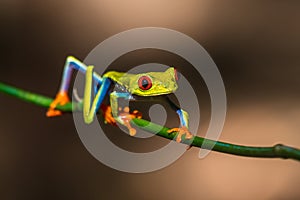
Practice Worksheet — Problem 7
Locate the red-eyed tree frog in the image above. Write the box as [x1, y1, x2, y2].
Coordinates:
[47, 56, 193, 142]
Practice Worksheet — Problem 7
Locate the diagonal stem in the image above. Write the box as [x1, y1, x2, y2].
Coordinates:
[1, 81, 300, 161]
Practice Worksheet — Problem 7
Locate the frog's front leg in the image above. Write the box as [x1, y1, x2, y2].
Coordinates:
[110, 91, 142, 136]
[166, 97, 193, 142]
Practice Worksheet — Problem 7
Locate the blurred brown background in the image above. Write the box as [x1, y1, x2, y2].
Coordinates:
[0, 0, 300, 199]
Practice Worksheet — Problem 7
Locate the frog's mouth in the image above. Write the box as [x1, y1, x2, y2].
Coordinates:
[131, 93, 174, 102]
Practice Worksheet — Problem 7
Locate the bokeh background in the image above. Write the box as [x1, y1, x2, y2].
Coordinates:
[1, 0, 300, 199]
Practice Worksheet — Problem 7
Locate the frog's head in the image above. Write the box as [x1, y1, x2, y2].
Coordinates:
[118, 67, 179, 96]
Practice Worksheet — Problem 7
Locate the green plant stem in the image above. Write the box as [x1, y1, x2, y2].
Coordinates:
[1, 81, 300, 161]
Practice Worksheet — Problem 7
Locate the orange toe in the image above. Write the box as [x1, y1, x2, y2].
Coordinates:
[101, 105, 116, 125]
[105, 115, 116, 125]
[52, 92, 70, 107]
[46, 109, 62, 117]
[132, 110, 142, 119]
[46, 92, 70, 117]
[129, 128, 137, 136]
[167, 126, 193, 142]
[167, 128, 179, 133]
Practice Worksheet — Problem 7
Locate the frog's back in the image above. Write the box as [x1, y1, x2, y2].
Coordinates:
[103, 71, 125, 83]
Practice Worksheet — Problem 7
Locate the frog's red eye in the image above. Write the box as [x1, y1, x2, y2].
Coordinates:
[138, 76, 152, 90]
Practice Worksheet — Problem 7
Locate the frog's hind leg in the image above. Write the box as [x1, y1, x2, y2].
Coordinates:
[83, 66, 111, 124]
[47, 56, 102, 117]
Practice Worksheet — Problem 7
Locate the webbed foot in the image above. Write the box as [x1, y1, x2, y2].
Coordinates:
[118, 106, 142, 136]
[167, 126, 193, 142]
[46, 92, 70, 117]
[101, 105, 116, 125]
